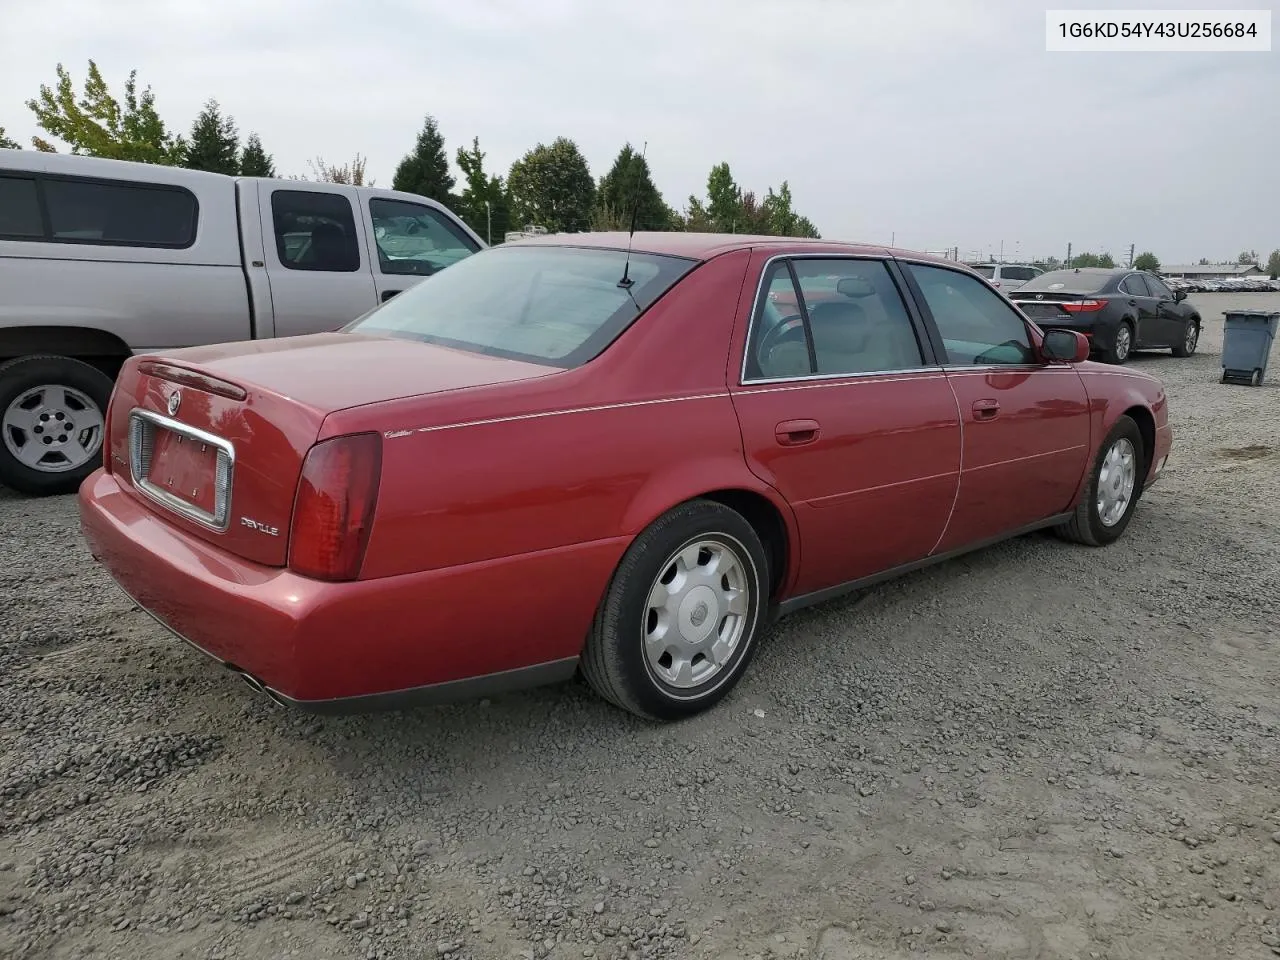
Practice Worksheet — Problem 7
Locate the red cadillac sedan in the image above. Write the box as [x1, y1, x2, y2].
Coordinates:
[79, 233, 1173, 721]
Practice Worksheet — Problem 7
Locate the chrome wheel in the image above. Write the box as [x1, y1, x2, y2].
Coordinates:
[1113, 325, 1132, 362]
[1096, 437, 1136, 527]
[643, 538, 751, 690]
[2, 384, 105, 474]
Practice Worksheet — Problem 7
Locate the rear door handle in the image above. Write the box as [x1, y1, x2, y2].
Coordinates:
[972, 399, 1000, 421]
[775, 419, 820, 446]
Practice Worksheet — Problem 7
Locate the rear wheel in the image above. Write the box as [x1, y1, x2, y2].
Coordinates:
[582, 499, 769, 721]
[1054, 415, 1145, 547]
[1103, 320, 1134, 364]
[1171, 318, 1199, 357]
[0, 355, 113, 496]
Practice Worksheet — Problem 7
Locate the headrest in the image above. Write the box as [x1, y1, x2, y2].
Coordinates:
[807, 299, 867, 353]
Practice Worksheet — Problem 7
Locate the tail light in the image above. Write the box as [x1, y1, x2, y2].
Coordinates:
[288, 432, 382, 581]
[1061, 299, 1107, 312]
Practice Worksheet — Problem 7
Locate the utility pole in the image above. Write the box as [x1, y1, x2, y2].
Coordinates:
[486, 201, 492, 245]
[1066, 243, 1072, 268]
[1128, 243, 1135, 267]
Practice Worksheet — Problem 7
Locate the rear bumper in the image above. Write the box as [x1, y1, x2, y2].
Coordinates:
[78, 469, 626, 711]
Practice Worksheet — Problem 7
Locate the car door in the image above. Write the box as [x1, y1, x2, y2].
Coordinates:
[257, 183, 378, 337]
[1117, 272, 1159, 345]
[1140, 272, 1188, 345]
[361, 192, 484, 303]
[728, 253, 961, 598]
[899, 260, 1092, 554]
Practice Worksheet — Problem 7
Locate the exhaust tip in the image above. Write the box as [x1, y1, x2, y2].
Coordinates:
[225, 663, 289, 709]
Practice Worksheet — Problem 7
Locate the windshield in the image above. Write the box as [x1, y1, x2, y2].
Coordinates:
[348, 245, 699, 367]
[1018, 269, 1112, 295]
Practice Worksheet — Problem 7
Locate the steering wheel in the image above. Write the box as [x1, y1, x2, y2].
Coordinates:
[758, 313, 806, 361]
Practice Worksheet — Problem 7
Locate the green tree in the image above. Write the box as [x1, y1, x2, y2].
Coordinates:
[1070, 252, 1114, 268]
[1266, 249, 1280, 280]
[1238, 249, 1258, 265]
[1132, 251, 1160, 272]
[595, 143, 673, 232]
[182, 99, 240, 174]
[760, 181, 821, 238]
[454, 136, 508, 244]
[506, 137, 596, 233]
[392, 115, 455, 204]
[26, 60, 184, 163]
[308, 154, 372, 185]
[239, 132, 276, 177]
[682, 196, 713, 232]
[705, 162, 742, 232]
[0, 126, 19, 149]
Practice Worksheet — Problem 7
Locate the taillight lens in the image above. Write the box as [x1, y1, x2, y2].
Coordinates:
[288, 432, 382, 581]
[1061, 299, 1107, 312]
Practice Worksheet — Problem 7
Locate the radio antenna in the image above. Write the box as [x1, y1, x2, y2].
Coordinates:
[617, 140, 648, 290]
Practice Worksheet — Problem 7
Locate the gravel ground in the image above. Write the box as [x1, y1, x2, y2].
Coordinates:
[2, 293, 1278, 960]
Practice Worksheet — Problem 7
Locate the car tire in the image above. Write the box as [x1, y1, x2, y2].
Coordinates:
[1102, 319, 1134, 365]
[1054, 414, 1145, 547]
[582, 498, 770, 721]
[0, 355, 114, 496]
[1171, 317, 1200, 357]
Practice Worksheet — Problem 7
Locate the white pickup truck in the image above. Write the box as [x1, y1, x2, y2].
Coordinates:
[0, 148, 485, 495]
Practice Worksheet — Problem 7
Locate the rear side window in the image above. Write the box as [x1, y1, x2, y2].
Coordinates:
[747, 258, 924, 379]
[0, 176, 43, 238]
[349, 245, 697, 368]
[43, 178, 197, 247]
[271, 190, 361, 272]
[1119, 274, 1148, 296]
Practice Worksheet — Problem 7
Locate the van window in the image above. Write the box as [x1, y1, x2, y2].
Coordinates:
[0, 176, 43, 238]
[42, 178, 197, 247]
[369, 198, 479, 277]
[270, 190, 361, 272]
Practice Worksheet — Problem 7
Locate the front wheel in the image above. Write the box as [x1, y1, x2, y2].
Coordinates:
[0, 355, 114, 496]
[1171, 318, 1199, 357]
[581, 499, 770, 721]
[1054, 415, 1145, 547]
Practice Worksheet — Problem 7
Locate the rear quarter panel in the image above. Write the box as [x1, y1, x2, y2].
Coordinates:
[324, 248, 799, 581]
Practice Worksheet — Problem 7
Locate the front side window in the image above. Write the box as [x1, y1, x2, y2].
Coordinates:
[908, 262, 1035, 366]
[369, 198, 480, 277]
[0, 176, 42, 238]
[42, 177, 197, 247]
[271, 190, 360, 272]
[348, 245, 697, 368]
[747, 258, 923, 379]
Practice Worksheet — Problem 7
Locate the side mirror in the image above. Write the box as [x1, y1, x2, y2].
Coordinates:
[1041, 328, 1089, 363]
[1173, 289, 1187, 301]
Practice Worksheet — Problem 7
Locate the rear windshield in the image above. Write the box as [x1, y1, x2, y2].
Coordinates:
[969, 264, 996, 278]
[348, 245, 699, 368]
[1017, 269, 1111, 295]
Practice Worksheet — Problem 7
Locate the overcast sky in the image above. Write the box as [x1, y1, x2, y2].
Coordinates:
[2, 0, 1276, 264]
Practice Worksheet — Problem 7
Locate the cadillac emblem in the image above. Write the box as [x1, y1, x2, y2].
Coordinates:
[167, 389, 181, 416]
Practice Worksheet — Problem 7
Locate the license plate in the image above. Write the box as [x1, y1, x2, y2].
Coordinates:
[147, 427, 220, 515]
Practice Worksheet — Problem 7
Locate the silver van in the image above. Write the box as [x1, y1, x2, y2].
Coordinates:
[0, 149, 484, 495]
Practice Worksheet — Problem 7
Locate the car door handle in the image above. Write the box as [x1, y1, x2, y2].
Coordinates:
[972, 399, 1000, 421]
[775, 419, 820, 446]
[381, 289, 403, 302]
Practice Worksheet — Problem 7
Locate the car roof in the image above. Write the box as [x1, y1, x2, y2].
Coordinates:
[503, 230, 961, 266]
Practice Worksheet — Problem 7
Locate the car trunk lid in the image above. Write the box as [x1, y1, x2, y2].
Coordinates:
[107, 332, 557, 567]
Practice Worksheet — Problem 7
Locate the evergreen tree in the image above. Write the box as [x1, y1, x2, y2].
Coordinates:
[239, 132, 276, 177]
[392, 114, 455, 204]
[595, 143, 673, 231]
[182, 99, 240, 175]
[455, 136, 508, 243]
[0, 126, 19, 149]
[506, 137, 595, 234]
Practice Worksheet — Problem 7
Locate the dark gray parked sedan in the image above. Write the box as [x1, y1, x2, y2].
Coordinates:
[1012, 268, 1201, 364]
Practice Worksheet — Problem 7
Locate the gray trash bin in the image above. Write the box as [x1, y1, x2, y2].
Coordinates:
[1220, 310, 1279, 387]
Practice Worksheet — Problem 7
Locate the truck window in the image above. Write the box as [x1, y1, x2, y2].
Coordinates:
[270, 190, 361, 272]
[0, 176, 43, 238]
[41, 177, 197, 247]
[369, 198, 480, 277]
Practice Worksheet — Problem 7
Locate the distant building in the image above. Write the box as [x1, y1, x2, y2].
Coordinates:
[1162, 263, 1264, 279]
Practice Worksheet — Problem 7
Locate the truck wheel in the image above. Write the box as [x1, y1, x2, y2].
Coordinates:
[0, 355, 114, 496]
[582, 499, 769, 721]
